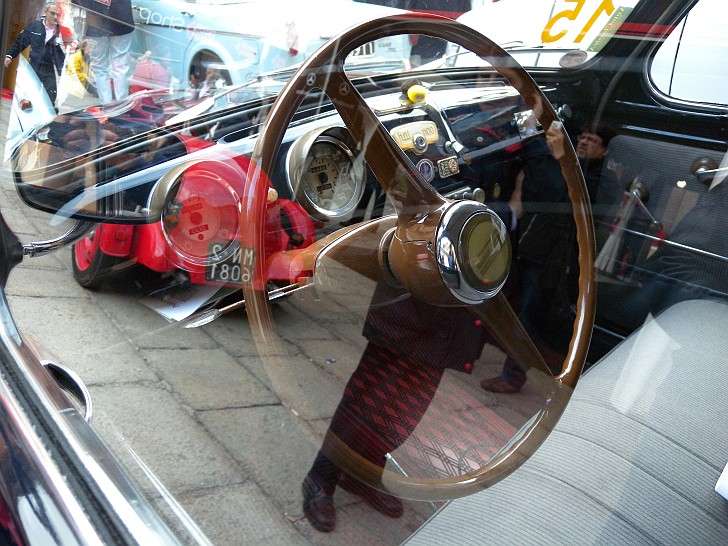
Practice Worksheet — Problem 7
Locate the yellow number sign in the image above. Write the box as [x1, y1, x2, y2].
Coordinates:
[541, 0, 616, 44]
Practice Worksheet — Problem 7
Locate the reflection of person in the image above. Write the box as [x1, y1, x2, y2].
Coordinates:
[302, 281, 488, 532]
[188, 71, 202, 99]
[410, 35, 447, 67]
[481, 121, 619, 394]
[404, 0, 459, 66]
[73, 0, 135, 104]
[70, 40, 97, 97]
[574, 122, 620, 248]
[198, 70, 225, 98]
[129, 50, 172, 94]
[480, 127, 571, 395]
[4, 3, 66, 106]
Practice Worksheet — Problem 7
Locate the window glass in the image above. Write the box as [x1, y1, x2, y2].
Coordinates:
[650, 0, 728, 105]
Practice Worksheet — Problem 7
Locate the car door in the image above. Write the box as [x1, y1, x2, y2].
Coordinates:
[563, 0, 728, 359]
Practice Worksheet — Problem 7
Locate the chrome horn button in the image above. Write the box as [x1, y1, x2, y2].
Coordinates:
[436, 200, 511, 304]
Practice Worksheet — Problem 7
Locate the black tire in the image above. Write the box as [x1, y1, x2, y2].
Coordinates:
[191, 52, 232, 90]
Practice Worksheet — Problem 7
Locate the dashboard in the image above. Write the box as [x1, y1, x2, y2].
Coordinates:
[268, 81, 546, 227]
[11, 75, 557, 243]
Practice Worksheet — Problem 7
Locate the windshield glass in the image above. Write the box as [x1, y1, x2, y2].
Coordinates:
[2, 1, 725, 545]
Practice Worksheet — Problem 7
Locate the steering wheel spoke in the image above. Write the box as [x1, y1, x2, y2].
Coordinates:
[282, 216, 396, 288]
[474, 292, 556, 383]
[323, 69, 444, 213]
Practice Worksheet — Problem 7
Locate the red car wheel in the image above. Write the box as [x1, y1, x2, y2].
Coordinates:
[71, 227, 133, 289]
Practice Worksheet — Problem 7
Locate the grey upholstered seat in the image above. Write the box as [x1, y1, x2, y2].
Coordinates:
[405, 299, 728, 545]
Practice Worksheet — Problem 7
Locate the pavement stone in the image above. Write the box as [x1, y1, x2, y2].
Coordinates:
[90, 382, 245, 496]
[144, 347, 279, 411]
[175, 482, 311, 546]
[200, 306, 278, 358]
[8, 292, 159, 385]
[199, 405, 318, 518]
[6, 259, 88, 295]
[92, 288, 223, 351]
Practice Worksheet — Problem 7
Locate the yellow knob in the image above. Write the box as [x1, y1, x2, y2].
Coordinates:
[407, 84, 428, 103]
[267, 187, 279, 203]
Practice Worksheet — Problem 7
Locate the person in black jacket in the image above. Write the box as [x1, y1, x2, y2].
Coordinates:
[576, 122, 620, 249]
[4, 3, 65, 106]
[480, 121, 619, 394]
[73, 0, 135, 104]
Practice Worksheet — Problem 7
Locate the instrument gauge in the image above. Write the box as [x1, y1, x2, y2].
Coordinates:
[287, 130, 366, 221]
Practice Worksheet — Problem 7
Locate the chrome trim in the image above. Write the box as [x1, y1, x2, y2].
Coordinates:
[41, 359, 94, 423]
[182, 281, 310, 328]
[0, 289, 189, 544]
[147, 157, 244, 222]
[286, 128, 367, 220]
[435, 200, 511, 305]
[696, 165, 728, 185]
[0, 290, 104, 544]
[22, 220, 96, 258]
[443, 186, 485, 202]
[416, 158, 435, 183]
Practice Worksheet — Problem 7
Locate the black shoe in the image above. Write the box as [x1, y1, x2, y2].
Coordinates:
[302, 475, 336, 532]
[339, 474, 404, 518]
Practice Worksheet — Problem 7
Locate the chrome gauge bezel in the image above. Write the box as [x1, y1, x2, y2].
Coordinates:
[155, 160, 243, 267]
[286, 127, 366, 221]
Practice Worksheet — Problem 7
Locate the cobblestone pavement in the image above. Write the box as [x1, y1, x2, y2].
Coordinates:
[1, 98, 545, 545]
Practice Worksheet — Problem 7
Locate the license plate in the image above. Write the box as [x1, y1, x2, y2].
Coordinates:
[204, 244, 255, 285]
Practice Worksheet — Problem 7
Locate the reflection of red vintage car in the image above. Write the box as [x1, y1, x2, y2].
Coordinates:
[72, 183, 315, 290]
[73, 150, 314, 288]
[61, 97, 316, 290]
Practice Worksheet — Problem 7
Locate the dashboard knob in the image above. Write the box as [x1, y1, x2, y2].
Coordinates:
[406, 84, 428, 103]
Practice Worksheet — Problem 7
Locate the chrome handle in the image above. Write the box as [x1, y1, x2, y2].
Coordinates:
[23, 220, 96, 258]
[42, 361, 93, 422]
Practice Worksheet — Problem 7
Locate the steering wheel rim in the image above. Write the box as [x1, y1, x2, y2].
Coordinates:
[242, 12, 596, 500]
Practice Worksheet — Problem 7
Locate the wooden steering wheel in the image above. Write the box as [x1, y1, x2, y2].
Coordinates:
[242, 12, 595, 500]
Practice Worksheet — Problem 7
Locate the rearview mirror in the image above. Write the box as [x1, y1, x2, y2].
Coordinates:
[11, 111, 188, 224]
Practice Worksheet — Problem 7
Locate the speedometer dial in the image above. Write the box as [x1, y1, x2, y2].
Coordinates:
[287, 130, 366, 221]
[303, 141, 356, 210]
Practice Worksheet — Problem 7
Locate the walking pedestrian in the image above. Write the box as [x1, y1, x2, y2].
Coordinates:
[4, 3, 66, 107]
[73, 0, 135, 104]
